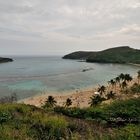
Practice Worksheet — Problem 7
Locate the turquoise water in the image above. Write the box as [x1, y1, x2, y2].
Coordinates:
[0, 56, 139, 99]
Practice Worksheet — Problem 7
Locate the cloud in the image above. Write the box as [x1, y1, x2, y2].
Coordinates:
[117, 24, 140, 35]
[0, 0, 139, 55]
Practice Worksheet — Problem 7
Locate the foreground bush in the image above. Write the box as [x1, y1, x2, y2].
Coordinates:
[0, 104, 70, 140]
[130, 83, 140, 94]
[0, 99, 140, 140]
[54, 98, 140, 125]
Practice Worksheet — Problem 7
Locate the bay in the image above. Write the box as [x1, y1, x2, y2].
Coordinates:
[0, 56, 139, 100]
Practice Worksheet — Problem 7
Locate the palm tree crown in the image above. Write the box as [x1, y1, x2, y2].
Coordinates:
[124, 74, 133, 82]
[98, 85, 106, 95]
[89, 95, 104, 107]
[43, 96, 57, 108]
[119, 73, 125, 81]
[137, 70, 140, 79]
[65, 98, 72, 107]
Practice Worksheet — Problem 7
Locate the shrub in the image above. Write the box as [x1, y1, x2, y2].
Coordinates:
[0, 111, 12, 124]
[30, 116, 68, 140]
[104, 98, 140, 125]
[106, 91, 116, 100]
[130, 83, 140, 93]
[89, 95, 105, 107]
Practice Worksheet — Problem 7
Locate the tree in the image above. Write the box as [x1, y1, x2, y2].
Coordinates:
[64, 98, 72, 108]
[108, 79, 115, 89]
[115, 76, 120, 85]
[42, 96, 57, 108]
[89, 95, 104, 107]
[98, 85, 106, 95]
[137, 70, 140, 84]
[106, 91, 115, 100]
[124, 74, 133, 82]
[119, 73, 125, 81]
[121, 81, 127, 89]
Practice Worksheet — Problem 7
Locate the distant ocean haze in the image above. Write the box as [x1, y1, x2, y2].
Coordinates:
[0, 56, 139, 100]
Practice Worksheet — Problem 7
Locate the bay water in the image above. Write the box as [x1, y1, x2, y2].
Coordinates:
[0, 56, 139, 100]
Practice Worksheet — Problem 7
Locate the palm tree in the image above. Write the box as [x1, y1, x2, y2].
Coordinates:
[119, 73, 125, 81]
[121, 81, 127, 89]
[43, 96, 57, 108]
[108, 79, 115, 89]
[65, 98, 72, 108]
[137, 70, 140, 84]
[98, 85, 106, 95]
[124, 74, 133, 82]
[106, 91, 115, 100]
[115, 76, 120, 85]
[89, 95, 104, 107]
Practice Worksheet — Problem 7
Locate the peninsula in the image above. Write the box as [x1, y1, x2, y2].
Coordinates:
[0, 57, 13, 63]
[63, 46, 140, 64]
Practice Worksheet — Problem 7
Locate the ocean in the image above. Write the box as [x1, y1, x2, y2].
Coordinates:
[0, 56, 139, 100]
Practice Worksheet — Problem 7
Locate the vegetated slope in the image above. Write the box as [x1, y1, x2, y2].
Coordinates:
[0, 98, 140, 140]
[0, 57, 13, 63]
[62, 51, 95, 59]
[63, 46, 140, 64]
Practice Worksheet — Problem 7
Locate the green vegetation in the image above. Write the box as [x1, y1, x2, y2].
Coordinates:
[0, 98, 140, 140]
[137, 70, 140, 84]
[131, 83, 140, 93]
[89, 95, 105, 107]
[0, 104, 71, 140]
[42, 96, 57, 109]
[106, 91, 116, 100]
[63, 46, 140, 64]
[0, 57, 13, 63]
[64, 98, 72, 108]
[98, 85, 106, 95]
[54, 98, 140, 125]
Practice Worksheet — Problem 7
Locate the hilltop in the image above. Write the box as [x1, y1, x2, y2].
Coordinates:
[0, 57, 13, 63]
[63, 46, 140, 64]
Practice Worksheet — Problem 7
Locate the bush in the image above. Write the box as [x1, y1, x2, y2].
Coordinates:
[130, 83, 140, 94]
[0, 111, 12, 124]
[106, 91, 116, 100]
[104, 98, 140, 125]
[31, 116, 68, 140]
[55, 98, 140, 126]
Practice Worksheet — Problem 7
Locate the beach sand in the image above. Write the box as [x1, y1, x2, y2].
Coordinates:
[22, 87, 97, 108]
[22, 78, 140, 108]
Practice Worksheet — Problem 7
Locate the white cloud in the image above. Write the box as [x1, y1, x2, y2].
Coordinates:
[0, 0, 140, 55]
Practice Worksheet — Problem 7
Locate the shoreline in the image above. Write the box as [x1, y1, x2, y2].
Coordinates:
[128, 63, 140, 67]
[22, 76, 140, 108]
[21, 86, 98, 108]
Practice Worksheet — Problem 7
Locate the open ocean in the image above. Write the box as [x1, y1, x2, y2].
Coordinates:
[0, 56, 139, 100]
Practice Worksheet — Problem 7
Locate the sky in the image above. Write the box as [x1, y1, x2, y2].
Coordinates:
[0, 0, 140, 56]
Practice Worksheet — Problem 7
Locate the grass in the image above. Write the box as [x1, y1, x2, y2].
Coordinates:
[0, 98, 140, 139]
[54, 97, 140, 126]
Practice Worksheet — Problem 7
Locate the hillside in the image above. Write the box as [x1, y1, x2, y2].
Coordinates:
[0, 57, 13, 63]
[63, 46, 140, 64]
[0, 98, 140, 140]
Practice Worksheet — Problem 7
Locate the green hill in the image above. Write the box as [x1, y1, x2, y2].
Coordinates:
[0, 98, 140, 140]
[63, 46, 140, 64]
[0, 57, 13, 63]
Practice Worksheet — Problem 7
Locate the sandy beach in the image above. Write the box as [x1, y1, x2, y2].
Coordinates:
[22, 76, 140, 108]
[22, 87, 98, 108]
